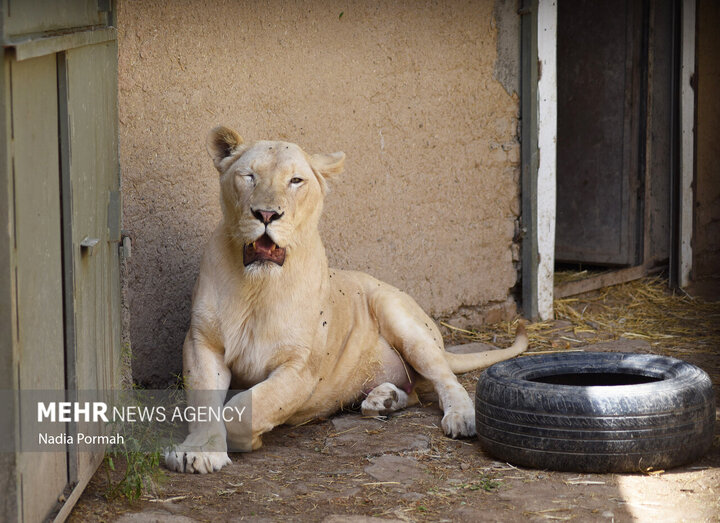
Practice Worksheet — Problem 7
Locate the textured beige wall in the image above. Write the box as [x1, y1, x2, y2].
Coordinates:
[118, 0, 520, 386]
[695, 0, 720, 283]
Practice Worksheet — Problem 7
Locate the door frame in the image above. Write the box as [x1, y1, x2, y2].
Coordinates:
[678, 0, 695, 288]
[521, 0, 696, 320]
[520, 0, 557, 321]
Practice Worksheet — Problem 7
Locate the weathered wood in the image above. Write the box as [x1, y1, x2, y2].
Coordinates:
[678, 0, 695, 288]
[8, 27, 116, 62]
[520, 0, 540, 321]
[2, 0, 105, 39]
[51, 451, 104, 523]
[64, 38, 121, 490]
[555, 0, 644, 266]
[536, 0, 557, 320]
[1, 4, 120, 519]
[11, 52, 68, 523]
[554, 265, 648, 299]
[0, 43, 20, 523]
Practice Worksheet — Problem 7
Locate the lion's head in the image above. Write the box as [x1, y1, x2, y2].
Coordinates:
[207, 126, 345, 270]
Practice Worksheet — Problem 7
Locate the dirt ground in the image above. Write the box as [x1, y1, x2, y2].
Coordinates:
[70, 281, 720, 522]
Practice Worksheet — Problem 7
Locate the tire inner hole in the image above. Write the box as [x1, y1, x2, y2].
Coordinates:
[530, 372, 663, 386]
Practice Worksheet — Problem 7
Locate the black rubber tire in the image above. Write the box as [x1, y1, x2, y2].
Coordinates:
[475, 352, 715, 473]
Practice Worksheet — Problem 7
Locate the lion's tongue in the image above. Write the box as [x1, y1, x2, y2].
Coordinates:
[243, 234, 286, 266]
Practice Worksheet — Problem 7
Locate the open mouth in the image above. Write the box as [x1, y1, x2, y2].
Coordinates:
[243, 234, 286, 267]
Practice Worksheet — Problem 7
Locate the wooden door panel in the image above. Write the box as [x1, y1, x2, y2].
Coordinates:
[2, 2, 120, 520]
[4, 0, 106, 37]
[556, 0, 643, 266]
[10, 53, 68, 523]
[64, 39, 121, 482]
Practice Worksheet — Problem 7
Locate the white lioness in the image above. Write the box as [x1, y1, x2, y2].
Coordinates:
[165, 126, 528, 473]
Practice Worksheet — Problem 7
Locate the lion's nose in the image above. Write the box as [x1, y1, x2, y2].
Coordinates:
[252, 208, 283, 225]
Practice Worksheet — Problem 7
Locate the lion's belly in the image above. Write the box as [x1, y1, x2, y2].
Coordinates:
[286, 333, 414, 425]
[363, 337, 416, 393]
[285, 271, 415, 423]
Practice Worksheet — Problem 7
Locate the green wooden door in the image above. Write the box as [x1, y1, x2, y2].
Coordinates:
[1, 1, 120, 521]
[10, 52, 68, 523]
[62, 39, 121, 483]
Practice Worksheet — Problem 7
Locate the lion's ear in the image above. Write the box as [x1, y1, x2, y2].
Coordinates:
[310, 152, 345, 181]
[207, 126, 245, 171]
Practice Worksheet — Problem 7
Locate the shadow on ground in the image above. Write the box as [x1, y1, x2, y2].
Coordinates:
[70, 285, 720, 522]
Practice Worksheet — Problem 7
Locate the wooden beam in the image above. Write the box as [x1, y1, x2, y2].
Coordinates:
[520, 0, 539, 320]
[6, 28, 116, 62]
[51, 451, 104, 523]
[554, 265, 648, 299]
[679, 0, 696, 287]
[536, 0, 558, 320]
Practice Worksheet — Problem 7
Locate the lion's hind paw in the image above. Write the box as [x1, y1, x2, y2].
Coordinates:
[361, 382, 408, 417]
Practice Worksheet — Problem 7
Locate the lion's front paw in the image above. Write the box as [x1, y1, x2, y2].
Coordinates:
[441, 409, 476, 438]
[440, 393, 476, 438]
[361, 383, 408, 416]
[165, 431, 231, 473]
[165, 448, 231, 473]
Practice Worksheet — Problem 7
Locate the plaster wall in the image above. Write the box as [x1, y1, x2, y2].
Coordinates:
[118, 0, 521, 386]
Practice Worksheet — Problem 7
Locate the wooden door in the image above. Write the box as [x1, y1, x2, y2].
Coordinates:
[555, 0, 645, 266]
[62, 39, 121, 482]
[10, 53, 68, 523]
[4, 0, 106, 35]
[1, 1, 120, 520]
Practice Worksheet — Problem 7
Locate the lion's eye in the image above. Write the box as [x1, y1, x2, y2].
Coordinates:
[289, 177, 304, 186]
[241, 173, 256, 184]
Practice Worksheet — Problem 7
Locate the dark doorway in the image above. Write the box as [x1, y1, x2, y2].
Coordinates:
[553, 0, 678, 298]
[555, 0, 646, 267]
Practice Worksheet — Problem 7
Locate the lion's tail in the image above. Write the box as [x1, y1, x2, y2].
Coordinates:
[443, 322, 528, 374]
